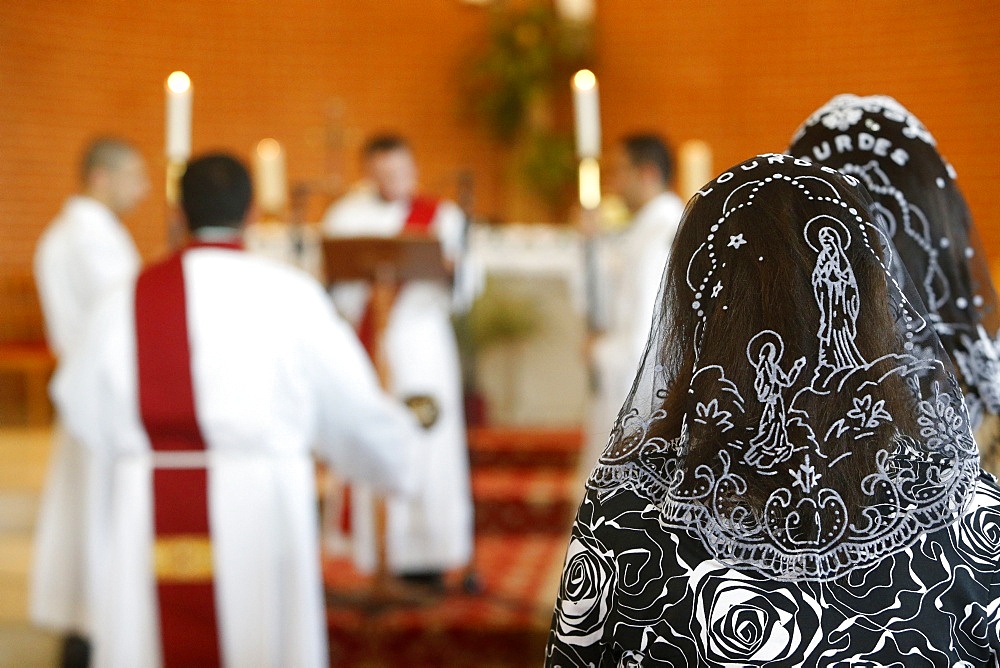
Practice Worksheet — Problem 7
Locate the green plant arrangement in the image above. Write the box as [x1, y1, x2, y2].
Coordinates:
[461, 2, 592, 214]
[453, 276, 542, 377]
[453, 275, 544, 425]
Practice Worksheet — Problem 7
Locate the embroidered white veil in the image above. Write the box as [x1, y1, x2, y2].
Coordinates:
[789, 95, 1000, 431]
[587, 154, 980, 581]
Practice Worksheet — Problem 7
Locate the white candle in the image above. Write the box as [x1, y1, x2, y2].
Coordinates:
[572, 69, 601, 159]
[165, 71, 192, 162]
[254, 138, 288, 215]
[678, 139, 713, 201]
[556, 0, 595, 22]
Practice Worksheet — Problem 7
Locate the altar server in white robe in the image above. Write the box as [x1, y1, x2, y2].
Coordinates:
[321, 134, 473, 585]
[579, 134, 684, 483]
[31, 137, 149, 645]
[53, 153, 424, 667]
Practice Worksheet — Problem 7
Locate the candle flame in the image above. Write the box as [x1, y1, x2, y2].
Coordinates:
[257, 138, 282, 160]
[166, 71, 191, 93]
[572, 69, 597, 91]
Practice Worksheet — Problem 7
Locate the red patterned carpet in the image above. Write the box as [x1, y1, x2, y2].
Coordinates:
[323, 427, 582, 667]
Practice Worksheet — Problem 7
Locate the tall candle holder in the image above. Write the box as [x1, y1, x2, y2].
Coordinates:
[165, 159, 187, 249]
[578, 156, 601, 212]
[572, 69, 604, 390]
[571, 68, 602, 217]
[165, 159, 185, 207]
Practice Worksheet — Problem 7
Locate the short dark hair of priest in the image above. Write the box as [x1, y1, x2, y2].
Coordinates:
[622, 133, 675, 187]
[180, 153, 253, 231]
[362, 133, 410, 159]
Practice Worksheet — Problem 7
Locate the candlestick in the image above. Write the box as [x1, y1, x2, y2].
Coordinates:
[572, 69, 601, 159]
[165, 159, 185, 207]
[254, 138, 288, 217]
[572, 70, 605, 348]
[165, 158, 187, 249]
[578, 157, 601, 210]
[165, 71, 192, 162]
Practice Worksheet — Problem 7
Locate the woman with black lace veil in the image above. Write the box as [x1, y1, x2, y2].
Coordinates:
[546, 155, 1000, 667]
[789, 95, 1000, 473]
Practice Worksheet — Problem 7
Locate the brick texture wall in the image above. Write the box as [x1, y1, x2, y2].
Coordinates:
[1, 0, 999, 341]
[0, 0, 502, 333]
[595, 1, 1000, 257]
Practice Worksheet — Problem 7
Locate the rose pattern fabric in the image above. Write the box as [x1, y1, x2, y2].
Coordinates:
[688, 563, 823, 665]
[546, 474, 1000, 666]
[554, 535, 616, 645]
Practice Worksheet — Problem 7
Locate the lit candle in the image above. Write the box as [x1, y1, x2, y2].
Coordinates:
[254, 138, 288, 216]
[556, 0, 595, 22]
[678, 140, 713, 201]
[572, 69, 601, 159]
[165, 71, 192, 162]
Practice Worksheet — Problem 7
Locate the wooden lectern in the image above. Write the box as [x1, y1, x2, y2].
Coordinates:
[323, 235, 450, 384]
[323, 235, 451, 284]
[322, 235, 450, 605]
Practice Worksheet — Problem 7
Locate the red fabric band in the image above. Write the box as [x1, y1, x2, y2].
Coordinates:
[136, 248, 232, 666]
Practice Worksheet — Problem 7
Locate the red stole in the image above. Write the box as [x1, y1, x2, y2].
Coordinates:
[135, 240, 241, 666]
[404, 196, 439, 230]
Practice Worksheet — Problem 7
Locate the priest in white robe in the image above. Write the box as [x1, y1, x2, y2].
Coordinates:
[31, 137, 149, 647]
[53, 153, 423, 667]
[321, 134, 474, 585]
[579, 134, 684, 483]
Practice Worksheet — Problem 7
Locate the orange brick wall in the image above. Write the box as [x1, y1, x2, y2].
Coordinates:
[0, 0, 503, 279]
[2, 1, 999, 333]
[595, 1, 1000, 260]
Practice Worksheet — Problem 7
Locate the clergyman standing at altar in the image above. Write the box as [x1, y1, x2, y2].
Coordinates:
[578, 133, 684, 483]
[321, 133, 474, 588]
[52, 153, 424, 666]
[31, 136, 150, 664]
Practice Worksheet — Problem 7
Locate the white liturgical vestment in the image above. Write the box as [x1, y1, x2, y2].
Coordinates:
[34, 195, 140, 358]
[580, 191, 685, 482]
[31, 195, 141, 633]
[321, 189, 475, 575]
[53, 246, 422, 667]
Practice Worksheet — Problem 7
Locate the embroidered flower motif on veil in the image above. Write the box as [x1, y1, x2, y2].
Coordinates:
[846, 395, 894, 430]
[901, 113, 936, 146]
[694, 399, 735, 432]
[954, 331, 1000, 413]
[917, 381, 968, 448]
[821, 106, 863, 131]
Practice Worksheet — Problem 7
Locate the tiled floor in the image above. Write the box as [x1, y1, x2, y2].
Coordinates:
[0, 426, 62, 666]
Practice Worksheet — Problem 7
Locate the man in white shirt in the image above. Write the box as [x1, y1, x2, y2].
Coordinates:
[321, 135, 473, 588]
[579, 134, 685, 483]
[53, 153, 423, 666]
[35, 137, 148, 358]
[31, 137, 149, 662]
